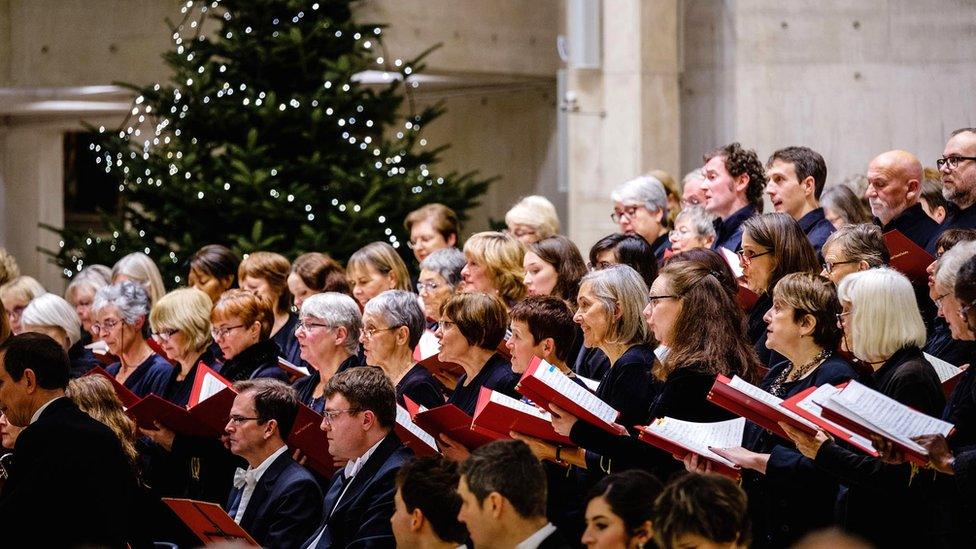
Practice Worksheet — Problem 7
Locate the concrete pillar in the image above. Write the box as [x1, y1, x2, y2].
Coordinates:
[566, 0, 681, 254]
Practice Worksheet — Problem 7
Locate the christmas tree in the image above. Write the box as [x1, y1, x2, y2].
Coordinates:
[46, 0, 490, 285]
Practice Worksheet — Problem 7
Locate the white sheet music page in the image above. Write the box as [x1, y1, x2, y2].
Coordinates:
[643, 417, 745, 468]
[396, 405, 438, 451]
[534, 362, 618, 425]
[199, 372, 228, 402]
[821, 380, 954, 452]
[489, 390, 552, 421]
[720, 247, 745, 278]
[795, 385, 875, 450]
[924, 352, 961, 384]
[728, 376, 819, 430]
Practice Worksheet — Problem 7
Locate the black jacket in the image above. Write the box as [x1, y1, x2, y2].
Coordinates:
[219, 338, 290, 383]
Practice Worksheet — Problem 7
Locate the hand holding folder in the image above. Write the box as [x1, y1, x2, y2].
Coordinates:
[472, 387, 574, 446]
[637, 417, 745, 480]
[403, 396, 503, 451]
[126, 364, 237, 439]
[516, 357, 621, 435]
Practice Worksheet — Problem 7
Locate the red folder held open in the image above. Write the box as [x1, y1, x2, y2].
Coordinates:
[517, 357, 621, 435]
[85, 366, 141, 409]
[884, 229, 934, 284]
[126, 363, 237, 438]
[636, 423, 743, 480]
[278, 357, 310, 383]
[403, 396, 502, 450]
[780, 384, 878, 457]
[162, 497, 258, 546]
[472, 387, 574, 446]
[707, 375, 819, 441]
[394, 405, 441, 457]
[286, 404, 337, 478]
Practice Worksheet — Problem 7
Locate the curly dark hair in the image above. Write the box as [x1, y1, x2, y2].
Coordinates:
[705, 142, 766, 212]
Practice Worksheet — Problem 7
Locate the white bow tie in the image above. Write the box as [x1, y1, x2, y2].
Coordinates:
[233, 467, 257, 489]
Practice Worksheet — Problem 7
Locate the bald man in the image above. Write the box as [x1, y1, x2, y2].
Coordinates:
[937, 128, 976, 232]
[866, 150, 939, 251]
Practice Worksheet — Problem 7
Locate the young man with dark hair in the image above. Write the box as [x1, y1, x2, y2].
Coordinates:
[0, 333, 139, 547]
[507, 295, 577, 375]
[303, 366, 412, 548]
[702, 142, 765, 252]
[391, 457, 469, 548]
[765, 146, 835, 253]
[458, 439, 572, 549]
[225, 378, 322, 547]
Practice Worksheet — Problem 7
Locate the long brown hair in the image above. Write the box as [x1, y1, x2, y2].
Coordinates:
[66, 376, 139, 466]
[657, 259, 761, 382]
[528, 235, 587, 306]
[742, 213, 820, 293]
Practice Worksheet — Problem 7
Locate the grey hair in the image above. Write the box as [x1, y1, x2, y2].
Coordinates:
[91, 280, 152, 337]
[579, 264, 652, 346]
[418, 247, 466, 287]
[674, 206, 717, 238]
[363, 290, 426, 349]
[65, 264, 112, 302]
[300, 292, 362, 354]
[936, 241, 976, 291]
[21, 293, 83, 347]
[682, 169, 706, 189]
[611, 176, 669, 218]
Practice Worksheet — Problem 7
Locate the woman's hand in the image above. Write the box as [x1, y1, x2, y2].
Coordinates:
[438, 434, 471, 462]
[548, 403, 579, 436]
[510, 431, 558, 462]
[138, 421, 176, 452]
[780, 423, 831, 460]
[869, 436, 906, 465]
[710, 446, 770, 474]
[913, 434, 955, 474]
[682, 452, 713, 474]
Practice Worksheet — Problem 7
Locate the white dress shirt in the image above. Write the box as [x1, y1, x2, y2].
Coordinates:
[29, 396, 65, 424]
[234, 445, 288, 523]
[515, 522, 557, 549]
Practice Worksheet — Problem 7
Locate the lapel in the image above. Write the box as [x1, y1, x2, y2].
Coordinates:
[239, 450, 292, 528]
[328, 432, 401, 518]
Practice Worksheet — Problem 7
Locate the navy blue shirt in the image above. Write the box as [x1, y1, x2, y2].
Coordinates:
[271, 313, 303, 368]
[712, 205, 758, 253]
[447, 352, 520, 416]
[106, 353, 173, 398]
[292, 355, 361, 414]
[160, 347, 222, 407]
[396, 364, 446, 409]
[877, 202, 940, 254]
[797, 207, 835, 255]
[650, 232, 671, 265]
[937, 202, 976, 234]
[68, 340, 100, 379]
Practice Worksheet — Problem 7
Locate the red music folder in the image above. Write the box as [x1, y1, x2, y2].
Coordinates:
[814, 380, 955, 466]
[278, 357, 310, 383]
[286, 404, 337, 477]
[636, 417, 745, 480]
[780, 384, 878, 456]
[884, 229, 934, 284]
[394, 405, 441, 457]
[162, 498, 258, 546]
[737, 283, 760, 312]
[403, 396, 502, 450]
[707, 375, 820, 441]
[472, 387, 574, 446]
[412, 330, 465, 378]
[85, 366, 141, 409]
[516, 357, 621, 435]
[127, 364, 237, 438]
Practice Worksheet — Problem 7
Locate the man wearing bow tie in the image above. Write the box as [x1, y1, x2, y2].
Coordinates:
[225, 378, 323, 548]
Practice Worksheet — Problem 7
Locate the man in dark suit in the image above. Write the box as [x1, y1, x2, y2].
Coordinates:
[458, 440, 573, 549]
[702, 142, 765, 252]
[0, 333, 139, 547]
[303, 366, 412, 548]
[225, 378, 322, 547]
[764, 146, 836, 254]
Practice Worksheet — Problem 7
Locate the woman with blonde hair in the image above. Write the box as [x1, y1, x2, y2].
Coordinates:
[66, 375, 139, 467]
[461, 231, 526, 307]
[505, 195, 560, 244]
[347, 242, 411, 308]
[0, 248, 19, 287]
[65, 265, 112, 340]
[112, 252, 166, 305]
[238, 251, 301, 366]
[149, 287, 219, 406]
[0, 275, 46, 335]
[21, 293, 98, 378]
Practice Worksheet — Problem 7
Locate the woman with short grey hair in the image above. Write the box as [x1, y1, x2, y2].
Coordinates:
[21, 293, 100, 378]
[292, 292, 362, 413]
[90, 281, 172, 397]
[362, 290, 444, 408]
[418, 247, 465, 325]
[64, 264, 112, 339]
[669, 206, 717, 253]
[611, 176, 671, 262]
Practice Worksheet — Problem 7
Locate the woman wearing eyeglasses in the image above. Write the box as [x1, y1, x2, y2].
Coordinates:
[782, 268, 946, 548]
[362, 290, 444, 409]
[210, 289, 289, 383]
[668, 206, 717, 253]
[292, 292, 362, 413]
[819, 224, 889, 285]
[404, 203, 460, 264]
[91, 281, 173, 398]
[148, 288, 220, 407]
[417, 248, 465, 328]
[739, 213, 820, 366]
[611, 176, 672, 264]
[923, 230, 976, 366]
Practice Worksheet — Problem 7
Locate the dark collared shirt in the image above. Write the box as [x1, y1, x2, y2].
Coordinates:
[711, 205, 758, 252]
[797, 207, 835, 255]
[650, 232, 671, 265]
[876, 202, 939, 253]
[933, 202, 976, 244]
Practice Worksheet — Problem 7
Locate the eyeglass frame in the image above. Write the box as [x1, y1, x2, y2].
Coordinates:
[822, 259, 859, 274]
[151, 328, 180, 342]
[416, 281, 447, 293]
[936, 156, 976, 171]
[211, 324, 246, 339]
[90, 318, 123, 335]
[736, 248, 772, 264]
[361, 326, 401, 339]
[227, 415, 266, 426]
[295, 320, 334, 333]
[322, 408, 361, 426]
[610, 204, 645, 224]
[959, 300, 974, 320]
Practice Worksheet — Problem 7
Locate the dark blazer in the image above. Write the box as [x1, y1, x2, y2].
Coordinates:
[797, 207, 835, 255]
[573, 345, 611, 382]
[219, 338, 290, 383]
[225, 449, 323, 548]
[650, 232, 671, 265]
[536, 527, 574, 549]
[938, 202, 976, 237]
[0, 397, 139, 547]
[106, 352, 173, 397]
[303, 432, 412, 548]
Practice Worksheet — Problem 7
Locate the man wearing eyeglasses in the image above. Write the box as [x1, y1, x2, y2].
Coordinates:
[937, 128, 976, 233]
[224, 378, 323, 547]
[303, 366, 411, 548]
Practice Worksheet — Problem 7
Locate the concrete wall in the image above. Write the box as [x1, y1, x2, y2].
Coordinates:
[680, 0, 976, 184]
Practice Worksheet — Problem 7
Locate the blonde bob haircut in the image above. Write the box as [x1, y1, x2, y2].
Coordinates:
[578, 264, 652, 347]
[463, 231, 527, 305]
[150, 287, 214, 354]
[211, 288, 274, 340]
[347, 242, 411, 292]
[238, 251, 292, 313]
[112, 252, 166, 305]
[504, 196, 560, 239]
[837, 268, 926, 363]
